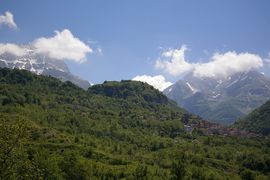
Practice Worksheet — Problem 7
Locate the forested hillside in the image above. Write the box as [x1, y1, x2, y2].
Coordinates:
[235, 101, 270, 135]
[0, 68, 269, 179]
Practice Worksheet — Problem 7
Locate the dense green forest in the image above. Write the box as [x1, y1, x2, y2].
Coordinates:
[235, 101, 270, 135]
[0, 68, 270, 179]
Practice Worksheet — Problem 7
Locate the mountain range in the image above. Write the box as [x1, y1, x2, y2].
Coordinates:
[1, 46, 270, 126]
[164, 71, 270, 124]
[0, 45, 91, 89]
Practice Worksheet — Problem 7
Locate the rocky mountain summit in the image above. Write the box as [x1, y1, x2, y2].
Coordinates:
[0, 45, 90, 89]
[164, 71, 270, 124]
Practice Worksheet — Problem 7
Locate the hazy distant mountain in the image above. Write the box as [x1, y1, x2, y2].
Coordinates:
[164, 71, 270, 124]
[0, 46, 91, 89]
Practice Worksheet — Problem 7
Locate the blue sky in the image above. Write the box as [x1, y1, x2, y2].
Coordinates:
[0, 0, 270, 88]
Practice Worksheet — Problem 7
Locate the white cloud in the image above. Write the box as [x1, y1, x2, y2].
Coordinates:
[155, 45, 194, 76]
[132, 75, 172, 91]
[0, 29, 94, 63]
[0, 11, 17, 29]
[33, 29, 92, 63]
[193, 51, 263, 78]
[0, 43, 28, 56]
[155, 44, 264, 79]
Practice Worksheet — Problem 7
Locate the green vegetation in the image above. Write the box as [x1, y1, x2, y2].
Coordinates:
[0, 68, 270, 179]
[235, 101, 270, 135]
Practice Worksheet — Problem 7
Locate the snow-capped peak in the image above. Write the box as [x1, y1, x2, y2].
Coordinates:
[186, 82, 197, 93]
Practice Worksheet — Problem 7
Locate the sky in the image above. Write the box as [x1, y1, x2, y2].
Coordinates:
[0, 0, 270, 91]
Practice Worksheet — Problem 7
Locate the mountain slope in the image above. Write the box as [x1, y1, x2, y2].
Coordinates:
[234, 100, 270, 135]
[0, 68, 269, 179]
[0, 68, 187, 138]
[0, 46, 90, 89]
[164, 71, 270, 124]
[89, 80, 170, 105]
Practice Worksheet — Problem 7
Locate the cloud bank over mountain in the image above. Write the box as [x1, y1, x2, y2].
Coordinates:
[155, 45, 193, 76]
[0, 43, 28, 56]
[155, 45, 264, 79]
[0, 29, 93, 63]
[193, 51, 263, 79]
[34, 29, 92, 63]
[132, 75, 172, 91]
